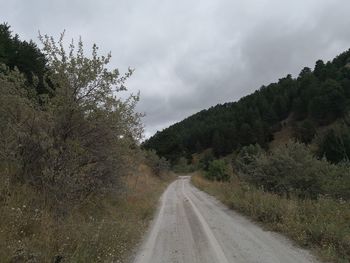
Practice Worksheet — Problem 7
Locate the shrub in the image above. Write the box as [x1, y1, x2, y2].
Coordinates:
[144, 150, 170, 176]
[206, 159, 229, 181]
[198, 151, 215, 171]
[0, 34, 143, 208]
[236, 141, 350, 199]
[172, 157, 195, 173]
[235, 144, 263, 175]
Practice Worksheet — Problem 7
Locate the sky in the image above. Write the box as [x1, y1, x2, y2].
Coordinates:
[1, 0, 350, 138]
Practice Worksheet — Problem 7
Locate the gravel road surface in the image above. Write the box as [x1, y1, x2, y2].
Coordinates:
[133, 176, 319, 263]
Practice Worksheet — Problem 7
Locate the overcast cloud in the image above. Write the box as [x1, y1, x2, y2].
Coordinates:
[1, 0, 350, 138]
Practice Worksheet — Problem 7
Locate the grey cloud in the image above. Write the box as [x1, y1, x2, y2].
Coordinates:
[1, 0, 350, 138]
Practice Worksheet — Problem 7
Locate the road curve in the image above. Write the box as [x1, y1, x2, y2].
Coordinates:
[133, 176, 319, 263]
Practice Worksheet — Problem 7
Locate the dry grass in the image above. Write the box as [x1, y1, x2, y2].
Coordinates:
[192, 173, 350, 263]
[0, 165, 174, 262]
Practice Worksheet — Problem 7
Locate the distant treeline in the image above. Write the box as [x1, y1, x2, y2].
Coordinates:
[0, 23, 48, 94]
[144, 49, 350, 163]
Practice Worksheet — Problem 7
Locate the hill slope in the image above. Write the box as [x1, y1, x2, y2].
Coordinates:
[144, 49, 350, 162]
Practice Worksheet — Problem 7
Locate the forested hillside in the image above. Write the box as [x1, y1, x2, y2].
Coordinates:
[144, 50, 350, 163]
[143, 48, 350, 263]
[0, 23, 48, 94]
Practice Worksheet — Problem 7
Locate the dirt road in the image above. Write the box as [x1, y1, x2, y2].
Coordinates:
[133, 176, 319, 263]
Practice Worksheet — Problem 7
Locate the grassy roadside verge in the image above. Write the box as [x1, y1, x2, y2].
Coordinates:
[0, 166, 174, 263]
[191, 173, 350, 263]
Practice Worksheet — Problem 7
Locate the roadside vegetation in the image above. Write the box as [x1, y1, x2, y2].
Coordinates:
[0, 168, 172, 262]
[0, 23, 172, 262]
[145, 46, 350, 262]
[235, 142, 350, 199]
[192, 141, 350, 263]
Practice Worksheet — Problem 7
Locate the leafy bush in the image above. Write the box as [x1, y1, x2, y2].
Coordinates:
[0, 34, 143, 208]
[236, 141, 350, 199]
[0, 28, 174, 262]
[235, 144, 263, 175]
[198, 151, 215, 171]
[0, 26, 173, 263]
[172, 157, 195, 173]
[206, 159, 229, 181]
[144, 150, 170, 177]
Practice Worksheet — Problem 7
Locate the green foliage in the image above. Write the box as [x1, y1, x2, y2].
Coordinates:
[0, 32, 143, 206]
[172, 157, 195, 173]
[0, 24, 171, 263]
[293, 119, 316, 143]
[206, 159, 229, 181]
[192, 175, 350, 263]
[235, 144, 263, 174]
[0, 23, 48, 95]
[198, 151, 215, 171]
[308, 80, 346, 124]
[317, 119, 350, 163]
[144, 49, 350, 162]
[0, 66, 38, 184]
[212, 131, 226, 157]
[235, 141, 350, 199]
[144, 150, 170, 177]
